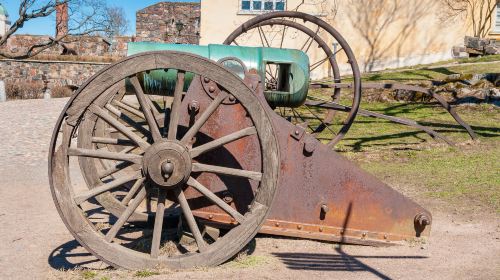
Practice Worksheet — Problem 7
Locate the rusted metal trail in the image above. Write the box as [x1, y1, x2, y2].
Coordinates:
[305, 100, 454, 145]
[311, 82, 478, 142]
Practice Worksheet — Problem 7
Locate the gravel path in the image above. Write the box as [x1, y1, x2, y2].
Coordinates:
[0, 98, 498, 280]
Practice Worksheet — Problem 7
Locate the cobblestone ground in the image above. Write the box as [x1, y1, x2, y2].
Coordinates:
[0, 98, 76, 279]
[0, 98, 67, 167]
[0, 99, 498, 280]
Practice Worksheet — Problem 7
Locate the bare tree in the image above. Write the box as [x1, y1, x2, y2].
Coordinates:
[0, 0, 118, 59]
[347, 0, 434, 72]
[103, 6, 129, 40]
[441, 0, 499, 38]
[293, 0, 339, 21]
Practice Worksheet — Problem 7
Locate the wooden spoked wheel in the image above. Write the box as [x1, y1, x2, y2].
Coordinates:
[49, 51, 279, 269]
[224, 11, 362, 147]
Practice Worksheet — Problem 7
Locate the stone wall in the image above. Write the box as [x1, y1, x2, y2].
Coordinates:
[136, 2, 200, 44]
[109, 36, 135, 57]
[0, 59, 109, 90]
[2, 34, 133, 57]
[5, 35, 63, 56]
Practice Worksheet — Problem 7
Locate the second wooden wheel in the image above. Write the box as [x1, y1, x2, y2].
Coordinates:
[224, 11, 362, 147]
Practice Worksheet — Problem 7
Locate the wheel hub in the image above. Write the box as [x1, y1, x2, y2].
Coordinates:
[142, 141, 192, 189]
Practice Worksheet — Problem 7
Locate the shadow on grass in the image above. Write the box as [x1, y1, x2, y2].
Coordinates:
[364, 67, 457, 83]
[342, 124, 499, 152]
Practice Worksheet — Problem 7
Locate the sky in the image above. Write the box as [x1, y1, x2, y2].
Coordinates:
[2, 0, 200, 36]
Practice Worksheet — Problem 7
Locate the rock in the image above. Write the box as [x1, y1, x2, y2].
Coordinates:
[444, 74, 463, 83]
[464, 36, 498, 56]
[485, 45, 500, 55]
[488, 88, 500, 101]
[452, 46, 468, 58]
[465, 36, 487, 49]
[471, 79, 494, 89]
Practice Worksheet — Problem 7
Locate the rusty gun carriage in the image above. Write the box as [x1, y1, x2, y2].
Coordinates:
[49, 12, 433, 269]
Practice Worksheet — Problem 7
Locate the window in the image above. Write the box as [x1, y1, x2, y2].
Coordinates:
[495, 4, 500, 33]
[240, 0, 286, 13]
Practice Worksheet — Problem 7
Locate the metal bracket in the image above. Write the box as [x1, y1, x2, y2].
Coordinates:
[291, 126, 305, 141]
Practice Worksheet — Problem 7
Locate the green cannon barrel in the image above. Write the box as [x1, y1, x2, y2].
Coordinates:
[127, 42, 310, 108]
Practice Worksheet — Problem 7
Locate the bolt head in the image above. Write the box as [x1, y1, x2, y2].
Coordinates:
[203, 77, 210, 83]
[208, 86, 216, 93]
[161, 161, 174, 179]
[188, 100, 200, 112]
[222, 193, 233, 204]
[228, 94, 236, 102]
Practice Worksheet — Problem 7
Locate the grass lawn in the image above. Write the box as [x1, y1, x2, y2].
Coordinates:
[339, 102, 499, 213]
[363, 57, 500, 82]
[326, 58, 500, 213]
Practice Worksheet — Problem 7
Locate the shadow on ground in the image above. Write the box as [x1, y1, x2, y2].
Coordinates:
[48, 240, 105, 270]
[272, 251, 426, 280]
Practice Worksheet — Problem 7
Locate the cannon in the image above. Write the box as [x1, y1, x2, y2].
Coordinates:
[49, 12, 432, 270]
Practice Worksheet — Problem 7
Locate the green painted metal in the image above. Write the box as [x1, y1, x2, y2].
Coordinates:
[127, 42, 310, 107]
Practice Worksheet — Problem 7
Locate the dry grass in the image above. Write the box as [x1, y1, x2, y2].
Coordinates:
[51, 86, 74, 98]
[5, 81, 44, 100]
[28, 54, 119, 63]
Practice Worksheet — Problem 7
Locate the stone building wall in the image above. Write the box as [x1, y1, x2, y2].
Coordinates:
[136, 2, 200, 44]
[0, 59, 109, 89]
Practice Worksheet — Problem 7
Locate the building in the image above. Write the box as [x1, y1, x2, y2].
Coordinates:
[2, 1, 500, 76]
[199, 0, 500, 75]
[0, 3, 10, 37]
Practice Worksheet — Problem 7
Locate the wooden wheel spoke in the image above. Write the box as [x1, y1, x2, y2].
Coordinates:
[151, 190, 166, 258]
[309, 55, 331, 72]
[168, 71, 185, 140]
[258, 26, 271, 47]
[68, 148, 142, 164]
[190, 126, 257, 158]
[121, 177, 146, 206]
[105, 103, 152, 140]
[192, 163, 262, 181]
[301, 26, 320, 53]
[181, 91, 228, 144]
[130, 75, 163, 142]
[175, 188, 208, 252]
[112, 100, 145, 119]
[98, 161, 133, 179]
[105, 187, 147, 242]
[92, 137, 135, 146]
[300, 34, 313, 52]
[280, 26, 288, 49]
[74, 172, 142, 205]
[89, 104, 150, 150]
[187, 177, 245, 224]
[146, 95, 162, 118]
[97, 146, 141, 179]
[304, 105, 337, 136]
